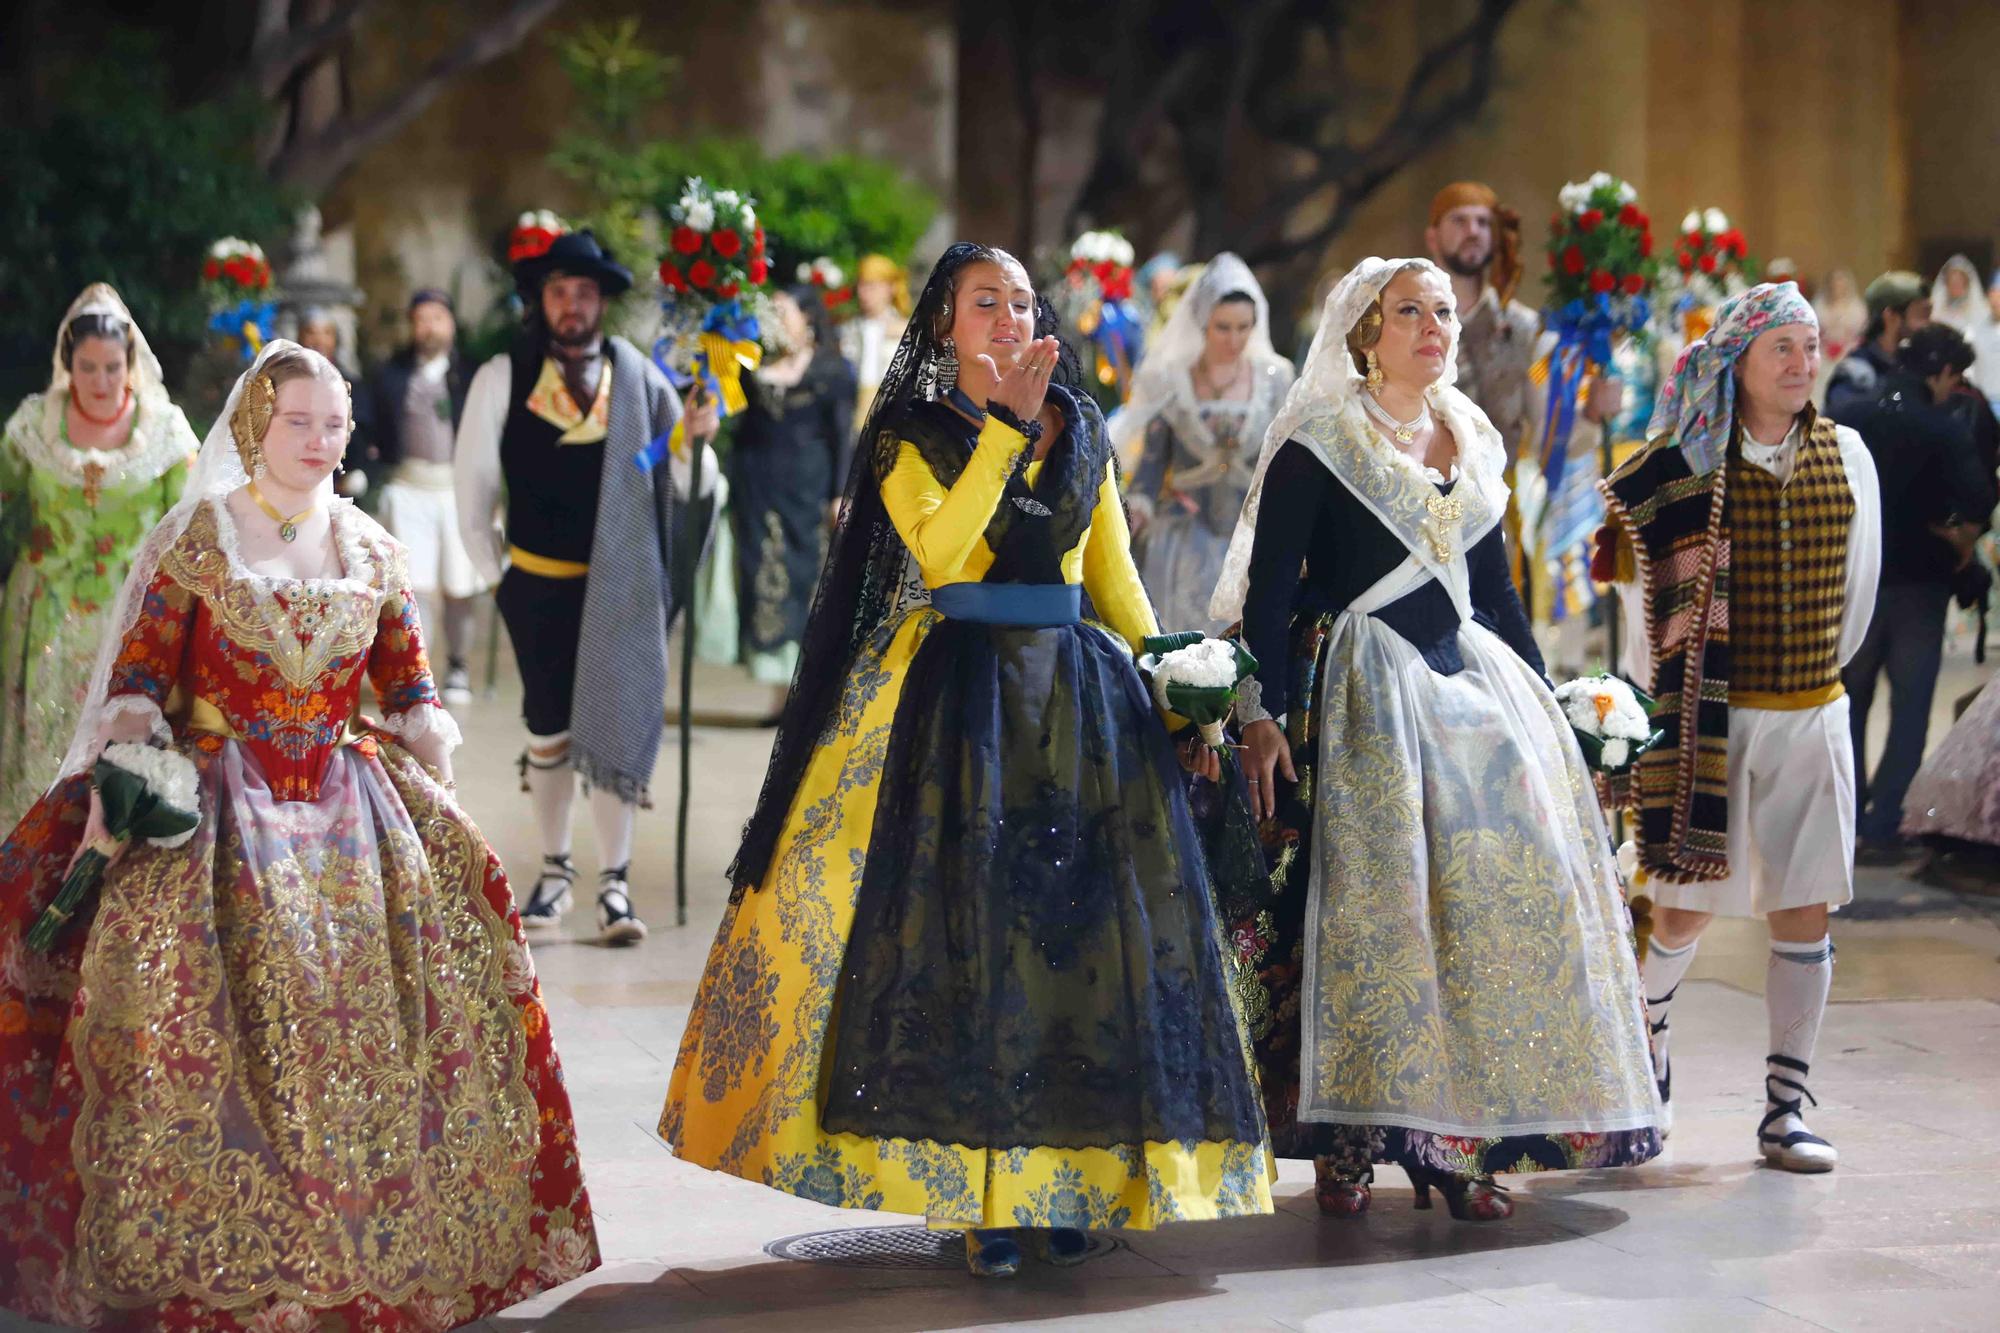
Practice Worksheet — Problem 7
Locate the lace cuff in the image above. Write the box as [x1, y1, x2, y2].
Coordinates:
[1233, 676, 1284, 731]
[94, 695, 171, 755]
[376, 703, 464, 753]
[987, 401, 1045, 447]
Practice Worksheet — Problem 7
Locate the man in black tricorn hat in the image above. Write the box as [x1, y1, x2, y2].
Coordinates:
[457, 227, 719, 944]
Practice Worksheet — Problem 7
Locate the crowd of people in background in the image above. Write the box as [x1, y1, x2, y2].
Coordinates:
[1, 190, 1997, 1323]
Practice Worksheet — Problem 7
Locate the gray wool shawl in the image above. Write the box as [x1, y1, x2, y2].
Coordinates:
[571, 335, 683, 805]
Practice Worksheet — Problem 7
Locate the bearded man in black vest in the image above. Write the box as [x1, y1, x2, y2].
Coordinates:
[457, 230, 720, 944]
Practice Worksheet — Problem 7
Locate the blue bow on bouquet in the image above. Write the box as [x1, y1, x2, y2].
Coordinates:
[641, 299, 763, 474]
[207, 299, 277, 362]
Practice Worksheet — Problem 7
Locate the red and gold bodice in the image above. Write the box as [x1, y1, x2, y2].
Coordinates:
[104, 499, 444, 800]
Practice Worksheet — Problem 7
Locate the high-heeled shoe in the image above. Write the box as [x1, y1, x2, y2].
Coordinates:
[1313, 1160, 1372, 1216]
[1031, 1226, 1091, 1266]
[965, 1228, 1022, 1277]
[1407, 1166, 1512, 1221]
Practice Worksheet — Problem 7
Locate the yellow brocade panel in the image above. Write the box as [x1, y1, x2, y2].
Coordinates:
[661, 609, 1270, 1228]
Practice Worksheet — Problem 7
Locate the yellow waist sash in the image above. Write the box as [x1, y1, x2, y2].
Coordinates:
[1730, 682, 1845, 711]
[508, 545, 590, 579]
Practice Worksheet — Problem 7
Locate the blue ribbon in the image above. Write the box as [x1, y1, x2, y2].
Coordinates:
[639, 299, 763, 475]
[931, 582, 1082, 627]
[206, 299, 277, 362]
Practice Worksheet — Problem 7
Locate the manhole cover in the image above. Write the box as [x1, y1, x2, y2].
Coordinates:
[765, 1225, 1122, 1269]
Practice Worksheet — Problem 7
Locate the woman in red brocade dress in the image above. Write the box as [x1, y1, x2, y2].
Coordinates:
[0, 342, 596, 1332]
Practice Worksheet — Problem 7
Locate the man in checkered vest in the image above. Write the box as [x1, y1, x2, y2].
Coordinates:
[1598, 283, 1880, 1172]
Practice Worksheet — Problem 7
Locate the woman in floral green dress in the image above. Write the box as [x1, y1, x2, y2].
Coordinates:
[0, 285, 195, 826]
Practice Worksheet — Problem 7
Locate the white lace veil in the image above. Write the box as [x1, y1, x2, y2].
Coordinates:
[53, 339, 328, 783]
[1932, 253, 1993, 335]
[1208, 256, 1464, 623]
[1109, 252, 1285, 470]
[39, 283, 173, 438]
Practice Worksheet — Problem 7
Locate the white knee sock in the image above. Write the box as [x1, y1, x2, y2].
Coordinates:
[1641, 935, 1699, 1087]
[588, 786, 636, 879]
[1766, 935, 1834, 1129]
[523, 734, 576, 863]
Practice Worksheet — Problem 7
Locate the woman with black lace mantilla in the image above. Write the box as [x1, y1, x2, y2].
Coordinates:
[663, 243, 1271, 1277]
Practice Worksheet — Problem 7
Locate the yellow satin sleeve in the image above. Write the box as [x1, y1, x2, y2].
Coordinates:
[877, 417, 1161, 653]
[1079, 458, 1159, 652]
[879, 413, 1029, 585]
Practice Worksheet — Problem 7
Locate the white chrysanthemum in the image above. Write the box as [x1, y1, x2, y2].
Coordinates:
[714, 188, 740, 211]
[1587, 170, 1613, 192]
[1617, 181, 1638, 204]
[1704, 207, 1730, 234]
[1681, 211, 1702, 234]
[796, 262, 813, 282]
[1156, 638, 1242, 689]
[1616, 839, 1640, 883]
[1601, 738, 1631, 768]
[741, 204, 756, 231]
[683, 199, 715, 232]
[1111, 236, 1136, 267]
[101, 741, 200, 847]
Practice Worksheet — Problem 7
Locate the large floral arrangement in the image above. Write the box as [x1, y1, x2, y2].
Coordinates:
[651, 178, 768, 453]
[1545, 172, 1656, 364]
[796, 256, 855, 318]
[508, 209, 568, 263]
[1054, 229, 1144, 402]
[202, 237, 277, 362]
[1660, 207, 1758, 336]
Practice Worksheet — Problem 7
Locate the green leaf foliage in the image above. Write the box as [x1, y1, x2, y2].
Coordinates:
[0, 32, 295, 405]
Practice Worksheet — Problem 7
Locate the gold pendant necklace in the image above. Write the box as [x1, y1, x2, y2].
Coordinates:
[248, 481, 317, 543]
[1362, 389, 1429, 444]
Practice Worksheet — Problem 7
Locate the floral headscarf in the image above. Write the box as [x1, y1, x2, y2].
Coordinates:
[1648, 280, 1817, 476]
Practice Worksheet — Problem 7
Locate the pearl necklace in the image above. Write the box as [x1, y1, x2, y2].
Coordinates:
[1361, 389, 1430, 444]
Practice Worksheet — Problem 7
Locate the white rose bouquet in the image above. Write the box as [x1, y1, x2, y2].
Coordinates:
[1138, 632, 1259, 749]
[28, 743, 201, 952]
[1552, 673, 1662, 774]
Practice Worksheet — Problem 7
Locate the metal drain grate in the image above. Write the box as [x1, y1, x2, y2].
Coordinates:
[765, 1225, 1121, 1269]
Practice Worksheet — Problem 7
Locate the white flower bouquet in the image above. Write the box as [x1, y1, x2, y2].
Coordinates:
[28, 743, 200, 952]
[1553, 673, 1662, 774]
[1138, 632, 1260, 749]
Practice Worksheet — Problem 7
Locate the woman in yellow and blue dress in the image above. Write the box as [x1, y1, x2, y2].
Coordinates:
[663, 243, 1271, 1276]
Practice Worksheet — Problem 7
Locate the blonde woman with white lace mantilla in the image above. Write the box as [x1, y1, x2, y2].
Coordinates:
[1113, 253, 1293, 634]
[0, 285, 196, 827]
[1212, 258, 1660, 1224]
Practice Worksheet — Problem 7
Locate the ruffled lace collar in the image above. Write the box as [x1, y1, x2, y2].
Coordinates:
[4, 387, 196, 490]
[205, 494, 382, 597]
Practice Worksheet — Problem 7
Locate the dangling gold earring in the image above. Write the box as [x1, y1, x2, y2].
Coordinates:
[1365, 350, 1385, 392]
[249, 441, 266, 479]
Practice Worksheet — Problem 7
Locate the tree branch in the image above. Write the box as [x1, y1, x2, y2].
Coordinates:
[1239, 0, 1518, 267]
[248, 0, 377, 102]
[270, 0, 568, 195]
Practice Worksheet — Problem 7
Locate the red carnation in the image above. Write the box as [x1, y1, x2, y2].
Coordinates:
[1726, 231, 1747, 257]
[827, 285, 853, 307]
[1562, 245, 1585, 276]
[712, 228, 742, 259]
[719, 281, 740, 299]
[1697, 253, 1718, 274]
[1622, 272, 1646, 295]
[748, 257, 769, 285]
[1550, 212, 1564, 231]
[1639, 232, 1655, 257]
[1618, 204, 1646, 228]
[752, 226, 766, 256]
[1577, 208, 1604, 233]
[1589, 269, 1616, 294]
[203, 258, 221, 281]
[1678, 252, 1695, 273]
[688, 259, 716, 289]
[672, 226, 701, 256]
[658, 260, 685, 291]
[1684, 231, 1703, 250]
